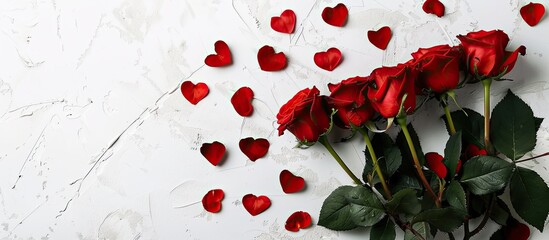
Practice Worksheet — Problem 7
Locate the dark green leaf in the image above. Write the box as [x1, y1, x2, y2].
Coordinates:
[371, 217, 396, 240]
[404, 222, 431, 240]
[392, 174, 423, 193]
[386, 189, 421, 215]
[443, 131, 462, 178]
[491, 90, 537, 160]
[489, 227, 505, 240]
[364, 133, 396, 183]
[412, 207, 466, 232]
[469, 193, 487, 219]
[490, 197, 510, 226]
[535, 117, 544, 133]
[445, 181, 466, 212]
[383, 147, 402, 178]
[442, 108, 484, 148]
[510, 167, 549, 231]
[460, 156, 514, 195]
[397, 124, 426, 174]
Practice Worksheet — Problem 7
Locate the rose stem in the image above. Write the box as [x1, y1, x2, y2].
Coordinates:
[396, 116, 441, 207]
[482, 78, 493, 154]
[442, 102, 457, 135]
[358, 128, 392, 200]
[319, 136, 363, 185]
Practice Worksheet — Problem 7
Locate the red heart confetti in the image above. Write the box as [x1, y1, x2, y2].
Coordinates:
[425, 152, 447, 179]
[257, 45, 287, 71]
[242, 194, 271, 216]
[314, 47, 343, 71]
[202, 189, 225, 213]
[181, 81, 209, 105]
[520, 2, 545, 27]
[239, 137, 270, 161]
[205, 40, 232, 67]
[200, 141, 226, 166]
[231, 87, 254, 117]
[367, 26, 392, 50]
[322, 3, 348, 27]
[271, 9, 296, 34]
[280, 170, 305, 193]
[422, 0, 445, 18]
[285, 211, 312, 232]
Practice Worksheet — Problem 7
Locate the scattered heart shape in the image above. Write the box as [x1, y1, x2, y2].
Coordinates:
[200, 141, 226, 166]
[285, 211, 312, 232]
[257, 45, 287, 71]
[367, 26, 392, 50]
[271, 9, 296, 34]
[422, 0, 445, 18]
[520, 2, 545, 27]
[202, 189, 225, 213]
[280, 170, 305, 193]
[181, 81, 209, 105]
[425, 152, 447, 179]
[322, 3, 348, 27]
[239, 137, 270, 161]
[205, 40, 232, 67]
[242, 194, 271, 216]
[314, 47, 343, 71]
[231, 87, 254, 117]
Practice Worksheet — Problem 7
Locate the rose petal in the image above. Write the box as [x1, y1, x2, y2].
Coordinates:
[314, 47, 343, 71]
[422, 0, 445, 17]
[231, 87, 254, 117]
[181, 81, 209, 105]
[239, 137, 270, 161]
[425, 152, 447, 179]
[520, 2, 545, 27]
[242, 194, 271, 216]
[257, 45, 287, 71]
[322, 3, 348, 27]
[280, 170, 305, 193]
[271, 9, 296, 34]
[202, 189, 224, 213]
[204, 40, 232, 67]
[285, 211, 312, 232]
[200, 141, 226, 166]
[368, 26, 392, 50]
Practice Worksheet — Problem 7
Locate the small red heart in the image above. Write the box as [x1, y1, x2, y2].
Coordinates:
[242, 194, 271, 216]
[200, 141, 226, 166]
[239, 137, 270, 161]
[322, 3, 348, 27]
[422, 0, 445, 18]
[181, 81, 209, 105]
[231, 87, 254, 117]
[520, 2, 545, 27]
[280, 170, 305, 193]
[368, 26, 392, 50]
[425, 152, 447, 179]
[205, 40, 232, 67]
[314, 47, 343, 71]
[202, 189, 224, 213]
[285, 211, 312, 232]
[257, 45, 287, 71]
[271, 9, 296, 34]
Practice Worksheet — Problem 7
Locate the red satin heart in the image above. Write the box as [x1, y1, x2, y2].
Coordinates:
[202, 189, 224, 213]
[205, 40, 232, 67]
[422, 0, 445, 18]
[314, 47, 343, 71]
[285, 211, 312, 232]
[322, 3, 348, 27]
[257, 45, 287, 71]
[200, 141, 226, 166]
[280, 170, 305, 193]
[425, 152, 447, 179]
[242, 194, 271, 216]
[368, 26, 392, 50]
[520, 2, 545, 27]
[231, 87, 254, 117]
[181, 81, 209, 105]
[271, 9, 296, 34]
[239, 137, 270, 161]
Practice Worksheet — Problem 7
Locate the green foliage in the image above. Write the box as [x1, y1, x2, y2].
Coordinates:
[404, 222, 431, 240]
[371, 217, 396, 240]
[396, 124, 426, 174]
[442, 108, 484, 148]
[443, 131, 462, 178]
[445, 181, 467, 212]
[364, 133, 397, 183]
[412, 207, 466, 232]
[460, 155, 514, 195]
[386, 189, 421, 215]
[490, 197, 510, 226]
[510, 167, 549, 231]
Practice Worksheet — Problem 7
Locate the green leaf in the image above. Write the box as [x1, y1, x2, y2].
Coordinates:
[404, 222, 431, 240]
[382, 147, 402, 178]
[490, 197, 510, 226]
[397, 124, 426, 174]
[371, 217, 396, 240]
[386, 189, 421, 215]
[491, 90, 537, 160]
[535, 117, 544, 133]
[412, 207, 466, 232]
[443, 131, 462, 178]
[392, 174, 423, 193]
[442, 108, 484, 148]
[460, 156, 514, 195]
[510, 167, 549, 231]
[445, 181, 466, 212]
[364, 133, 396, 183]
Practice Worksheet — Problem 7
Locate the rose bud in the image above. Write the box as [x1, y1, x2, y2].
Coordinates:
[409, 45, 462, 94]
[366, 65, 417, 118]
[327, 76, 375, 128]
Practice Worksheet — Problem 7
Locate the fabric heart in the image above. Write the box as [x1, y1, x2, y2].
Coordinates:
[242, 194, 271, 216]
[520, 2, 545, 27]
[202, 189, 224, 213]
[322, 3, 348, 27]
[204, 40, 232, 67]
[368, 26, 392, 50]
[239, 137, 270, 161]
[425, 152, 447, 179]
[257, 45, 287, 71]
[422, 0, 445, 18]
[271, 9, 296, 34]
[280, 170, 305, 193]
[314, 47, 342, 71]
[231, 87, 254, 117]
[285, 211, 312, 232]
[200, 141, 226, 166]
[181, 81, 209, 105]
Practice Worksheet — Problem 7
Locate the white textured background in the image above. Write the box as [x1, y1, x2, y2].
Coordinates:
[0, 0, 548, 239]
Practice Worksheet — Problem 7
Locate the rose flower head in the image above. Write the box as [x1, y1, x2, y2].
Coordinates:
[367, 65, 417, 118]
[327, 76, 375, 128]
[409, 44, 462, 94]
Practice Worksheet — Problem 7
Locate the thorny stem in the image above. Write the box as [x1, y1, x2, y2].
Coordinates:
[443, 102, 457, 135]
[358, 128, 392, 200]
[469, 194, 496, 237]
[482, 79, 493, 155]
[391, 214, 426, 240]
[319, 136, 363, 185]
[515, 152, 549, 163]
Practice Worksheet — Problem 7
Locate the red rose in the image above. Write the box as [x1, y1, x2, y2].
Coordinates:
[409, 45, 462, 93]
[327, 76, 375, 128]
[277, 86, 331, 143]
[366, 65, 417, 118]
[462, 144, 487, 161]
[425, 152, 462, 179]
[457, 30, 526, 78]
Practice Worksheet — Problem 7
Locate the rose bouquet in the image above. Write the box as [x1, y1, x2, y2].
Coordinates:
[277, 29, 547, 239]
